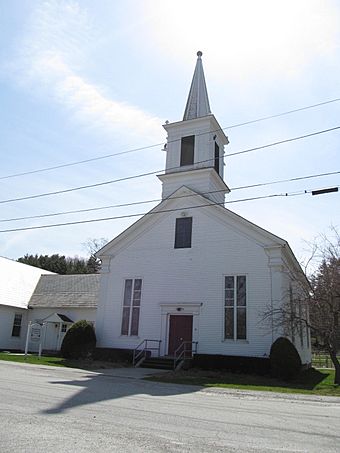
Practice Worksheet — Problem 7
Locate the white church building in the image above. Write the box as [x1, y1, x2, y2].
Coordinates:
[95, 52, 311, 367]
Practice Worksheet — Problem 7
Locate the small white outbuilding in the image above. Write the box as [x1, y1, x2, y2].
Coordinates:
[27, 274, 98, 352]
[0, 257, 98, 353]
[0, 256, 54, 351]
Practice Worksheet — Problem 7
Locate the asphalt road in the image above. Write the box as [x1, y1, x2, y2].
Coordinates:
[0, 362, 339, 452]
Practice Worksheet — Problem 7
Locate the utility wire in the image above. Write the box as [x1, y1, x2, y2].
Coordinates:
[0, 185, 338, 233]
[0, 143, 163, 181]
[1, 97, 340, 181]
[1, 170, 339, 223]
[224, 97, 340, 130]
[1, 125, 339, 205]
[227, 126, 340, 157]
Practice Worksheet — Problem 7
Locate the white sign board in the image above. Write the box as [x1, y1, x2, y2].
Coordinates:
[25, 322, 46, 358]
[30, 326, 42, 342]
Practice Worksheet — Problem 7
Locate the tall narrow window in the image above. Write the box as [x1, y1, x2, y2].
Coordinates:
[214, 142, 220, 174]
[180, 135, 195, 166]
[11, 313, 22, 337]
[224, 276, 247, 340]
[121, 279, 142, 336]
[289, 285, 295, 344]
[174, 217, 192, 248]
[298, 300, 304, 348]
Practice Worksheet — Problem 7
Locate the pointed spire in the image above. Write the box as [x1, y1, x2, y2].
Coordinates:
[183, 51, 211, 121]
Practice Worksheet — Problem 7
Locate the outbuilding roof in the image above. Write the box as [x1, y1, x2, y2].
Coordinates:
[29, 274, 99, 309]
[0, 256, 55, 309]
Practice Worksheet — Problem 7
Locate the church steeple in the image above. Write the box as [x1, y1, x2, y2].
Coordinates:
[183, 51, 211, 120]
[158, 52, 230, 204]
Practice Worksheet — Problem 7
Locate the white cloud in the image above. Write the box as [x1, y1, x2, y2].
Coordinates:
[9, 0, 163, 142]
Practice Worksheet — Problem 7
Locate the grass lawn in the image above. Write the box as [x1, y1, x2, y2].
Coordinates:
[146, 368, 340, 397]
[0, 352, 128, 370]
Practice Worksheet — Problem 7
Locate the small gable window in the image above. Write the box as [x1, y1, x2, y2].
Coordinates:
[214, 142, 220, 174]
[174, 217, 192, 248]
[11, 313, 23, 337]
[180, 135, 195, 166]
[121, 279, 142, 336]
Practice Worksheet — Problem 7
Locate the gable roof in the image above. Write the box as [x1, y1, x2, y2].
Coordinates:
[42, 313, 74, 323]
[0, 256, 55, 309]
[29, 274, 99, 309]
[98, 186, 287, 255]
[97, 186, 306, 282]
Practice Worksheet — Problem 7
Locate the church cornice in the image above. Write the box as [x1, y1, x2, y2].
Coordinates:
[163, 114, 229, 145]
[157, 166, 230, 193]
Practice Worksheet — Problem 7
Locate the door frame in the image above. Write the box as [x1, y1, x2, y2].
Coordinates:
[159, 303, 201, 356]
[167, 314, 193, 356]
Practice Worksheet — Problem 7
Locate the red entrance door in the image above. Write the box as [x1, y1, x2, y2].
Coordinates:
[168, 315, 193, 356]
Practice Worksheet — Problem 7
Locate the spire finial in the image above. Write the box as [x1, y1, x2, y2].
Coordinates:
[197, 51, 202, 57]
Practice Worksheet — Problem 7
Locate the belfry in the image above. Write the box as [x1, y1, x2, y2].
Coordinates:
[158, 51, 230, 204]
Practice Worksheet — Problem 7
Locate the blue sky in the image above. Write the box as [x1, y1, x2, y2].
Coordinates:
[1, 0, 339, 265]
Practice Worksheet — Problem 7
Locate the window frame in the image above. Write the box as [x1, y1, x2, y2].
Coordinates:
[174, 217, 193, 249]
[11, 313, 23, 337]
[180, 135, 195, 166]
[223, 275, 247, 341]
[121, 278, 143, 336]
[214, 142, 220, 174]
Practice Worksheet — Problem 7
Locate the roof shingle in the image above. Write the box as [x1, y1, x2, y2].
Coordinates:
[29, 274, 99, 308]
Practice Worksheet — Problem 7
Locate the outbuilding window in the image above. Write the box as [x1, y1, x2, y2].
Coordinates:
[224, 276, 247, 340]
[11, 313, 23, 337]
[174, 217, 192, 248]
[180, 135, 195, 166]
[121, 279, 142, 336]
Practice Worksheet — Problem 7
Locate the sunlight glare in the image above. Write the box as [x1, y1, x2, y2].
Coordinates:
[142, 0, 339, 81]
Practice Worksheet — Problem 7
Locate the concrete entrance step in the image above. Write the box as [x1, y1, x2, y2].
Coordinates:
[140, 357, 174, 370]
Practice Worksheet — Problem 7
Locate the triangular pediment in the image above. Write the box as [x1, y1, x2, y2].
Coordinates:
[97, 186, 304, 279]
[99, 187, 282, 254]
[42, 313, 73, 323]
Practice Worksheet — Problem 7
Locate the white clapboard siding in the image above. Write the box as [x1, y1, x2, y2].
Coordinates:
[96, 189, 311, 364]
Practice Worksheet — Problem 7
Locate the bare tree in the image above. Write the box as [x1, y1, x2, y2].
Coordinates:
[263, 229, 340, 384]
[82, 238, 108, 273]
[308, 230, 340, 383]
[83, 238, 108, 256]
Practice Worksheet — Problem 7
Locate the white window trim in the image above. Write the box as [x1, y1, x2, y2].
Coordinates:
[222, 274, 248, 342]
[11, 313, 23, 337]
[120, 277, 143, 337]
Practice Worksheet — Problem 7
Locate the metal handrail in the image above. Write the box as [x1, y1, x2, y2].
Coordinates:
[174, 341, 198, 369]
[132, 339, 162, 366]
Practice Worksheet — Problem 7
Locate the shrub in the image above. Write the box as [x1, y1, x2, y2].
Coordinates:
[61, 320, 96, 359]
[270, 337, 302, 380]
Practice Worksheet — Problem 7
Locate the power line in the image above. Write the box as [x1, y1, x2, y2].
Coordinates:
[0, 185, 338, 233]
[224, 97, 340, 130]
[1, 125, 339, 205]
[1, 97, 340, 181]
[0, 143, 164, 181]
[227, 126, 340, 157]
[1, 170, 339, 223]
[231, 170, 340, 191]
